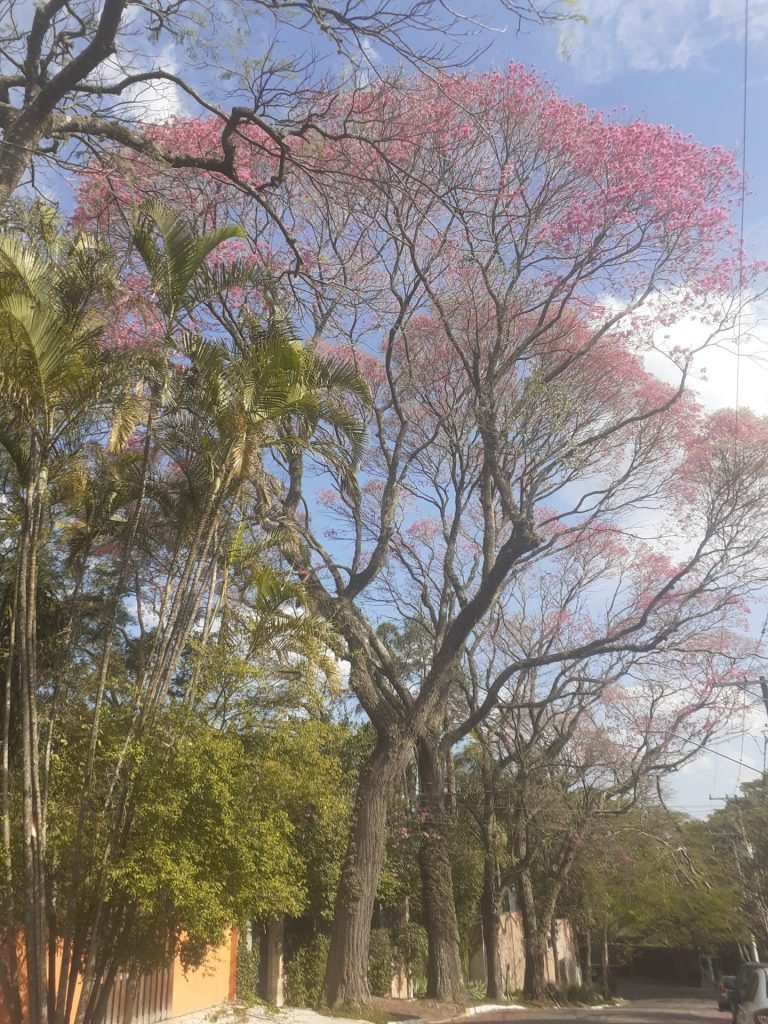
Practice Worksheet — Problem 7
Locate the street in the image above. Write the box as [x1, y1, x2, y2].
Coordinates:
[471, 983, 722, 1024]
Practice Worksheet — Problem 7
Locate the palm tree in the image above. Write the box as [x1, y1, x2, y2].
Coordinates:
[0, 201, 117, 1024]
[0, 200, 369, 1024]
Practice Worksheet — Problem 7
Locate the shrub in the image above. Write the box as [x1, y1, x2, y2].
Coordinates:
[235, 936, 260, 1004]
[394, 922, 428, 993]
[285, 934, 330, 1007]
[368, 929, 394, 997]
[564, 982, 604, 1005]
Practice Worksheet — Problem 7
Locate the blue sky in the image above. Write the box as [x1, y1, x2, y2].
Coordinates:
[466, 0, 768, 813]
[473, 1, 768, 245]
[257, 0, 768, 813]
[78, 0, 768, 814]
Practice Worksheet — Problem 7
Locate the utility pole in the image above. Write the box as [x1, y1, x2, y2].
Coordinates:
[760, 677, 768, 720]
[735, 677, 768, 720]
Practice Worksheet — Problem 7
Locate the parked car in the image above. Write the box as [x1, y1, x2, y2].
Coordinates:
[719, 974, 736, 1012]
[732, 963, 768, 1024]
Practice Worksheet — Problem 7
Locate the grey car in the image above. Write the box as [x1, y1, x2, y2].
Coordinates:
[731, 963, 768, 1024]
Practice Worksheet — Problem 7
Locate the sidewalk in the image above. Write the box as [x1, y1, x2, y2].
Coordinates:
[166, 1006, 371, 1024]
[166, 1001, 521, 1024]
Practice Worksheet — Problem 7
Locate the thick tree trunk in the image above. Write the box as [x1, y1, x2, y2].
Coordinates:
[522, 927, 548, 1001]
[550, 920, 560, 987]
[480, 846, 501, 1000]
[518, 872, 547, 1001]
[323, 732, 410, 1007]
[0, 126, 43, 206]
[417, 736, 464, 1002]
[580, 928, 592, 988]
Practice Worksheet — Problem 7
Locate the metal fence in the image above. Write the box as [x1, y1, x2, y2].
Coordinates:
[103, 965, 173, 1024]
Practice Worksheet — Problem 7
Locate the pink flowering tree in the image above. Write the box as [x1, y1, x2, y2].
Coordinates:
[0, 0, 575, 208]
[72, 66, 768, 1005]
[452, 533, 755, 998]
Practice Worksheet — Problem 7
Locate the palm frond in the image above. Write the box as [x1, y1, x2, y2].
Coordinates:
[189, 259, 269, 310]
[0, 233, 50, 303]
[107, 391, 149, 453]
[132, 201, 245, 317]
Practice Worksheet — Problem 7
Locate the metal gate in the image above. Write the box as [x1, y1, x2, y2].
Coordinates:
[103, 965, 173, 1024]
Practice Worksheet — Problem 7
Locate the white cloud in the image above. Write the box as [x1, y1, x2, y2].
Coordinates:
[96, 43, 184, 125]
[558, 0, 768, 82]
[643, 297, 768, 418]
[125, 46, 183, 123]
[669, 730, 765, 815]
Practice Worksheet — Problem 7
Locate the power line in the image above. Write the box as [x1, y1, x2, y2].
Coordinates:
[621, 727, 764, 781]
[735, 0, 749, 424]
[699, 736, 761, 776]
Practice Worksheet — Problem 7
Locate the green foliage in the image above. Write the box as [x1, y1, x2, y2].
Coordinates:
[562, 983, 604, 1006]
[0, 203, 117, 485]
[706, 775, 768, 952]
[131, 199, 246, 321]
[377, 820, 421, 913]
[47, 708, 305, 973]
[394, 922, 428, 992]
[285, 934, 330, 1007]
[449, 820, 485, 952]
[244, 720, 361, 922]
[367, 928, 394, 997]
[0, 200, 374, 1024]
[560, 805, 749, 953]
[235, 935, 261, 1004]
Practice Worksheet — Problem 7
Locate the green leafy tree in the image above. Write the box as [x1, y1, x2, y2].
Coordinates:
[706, 776, 768, 956]
[560, 807, 748, 990]
[0, 202, 368, 1024]
[246, 720, 363, 924]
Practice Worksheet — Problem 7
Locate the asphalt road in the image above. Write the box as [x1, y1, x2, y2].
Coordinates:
[470, 983, 723, 1024]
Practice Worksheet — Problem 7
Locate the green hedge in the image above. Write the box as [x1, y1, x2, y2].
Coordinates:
[285, 934, 330, 1007]
[235, 936, 260, 1004]
[394, 922, 427, 993]
[368, 929, 394, 997]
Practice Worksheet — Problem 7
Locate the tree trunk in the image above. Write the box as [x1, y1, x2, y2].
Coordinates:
[323, 731, 410, 1007]
[600, 920, 610, 998]
[477, 751, 501, 1000]
[550, 920, 560, 988]
[522, 927, 548, 1001]
[518, 872, 547, 1001]
[417, 735, 464, 1002]
[18, 484, 49, 1024]
[480, 845, 501, 1000]
[582, 928, 592, 988]
[0, 125, 43, 206]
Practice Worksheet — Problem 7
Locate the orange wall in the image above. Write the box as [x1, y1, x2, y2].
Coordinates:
[0, 932, 236, 1024]
[0, 944, 27, 1024]
[0, 983, 10, 1024]
[170, 931, 236, 1017]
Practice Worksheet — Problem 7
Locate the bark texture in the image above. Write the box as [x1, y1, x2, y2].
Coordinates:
[600, 921, 610, 998]
[323, 733, 410, 1006]
[518, 872, 547, 1000]
[480, 840, 501, 1000]
[417, 736, 465, 1002]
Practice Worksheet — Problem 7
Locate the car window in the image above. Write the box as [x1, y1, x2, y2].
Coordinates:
[737, 968, 754, 1001]
[747, 972, 759, 1002]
